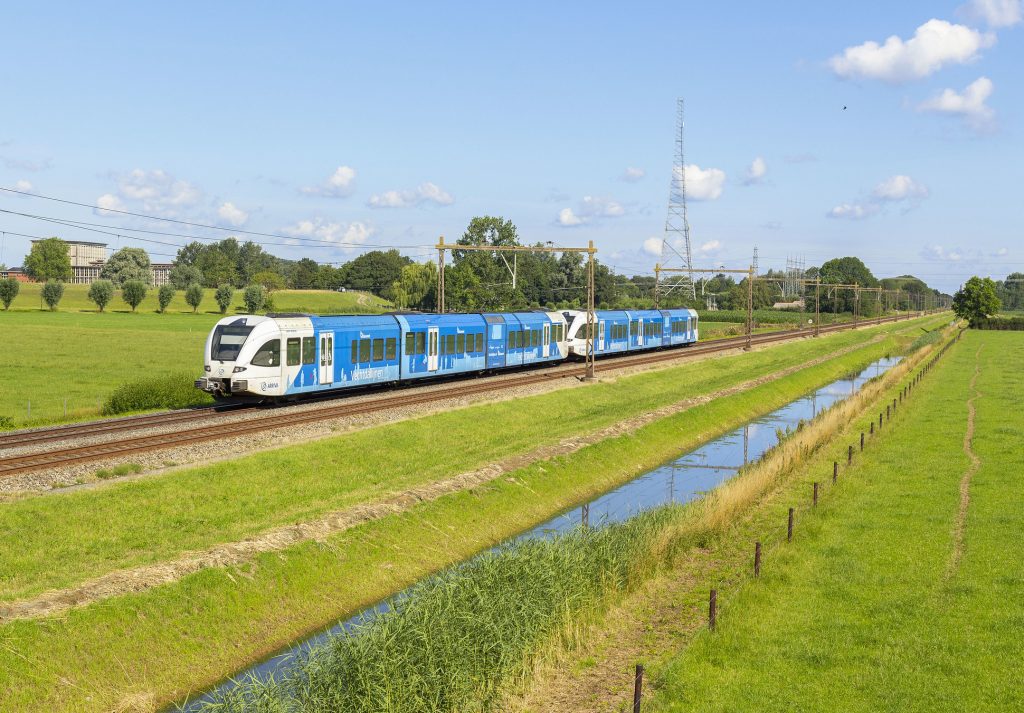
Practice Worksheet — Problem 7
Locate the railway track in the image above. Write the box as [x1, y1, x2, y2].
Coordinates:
[0, 313, 937, 477]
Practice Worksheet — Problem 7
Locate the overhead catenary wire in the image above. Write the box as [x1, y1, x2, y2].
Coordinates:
[0, 185, 434, 252]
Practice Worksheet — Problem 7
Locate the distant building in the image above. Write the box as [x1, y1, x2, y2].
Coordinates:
[151, 263, 173, 286]
[0, 267, 31, 282]
[27, 240, 169, 285]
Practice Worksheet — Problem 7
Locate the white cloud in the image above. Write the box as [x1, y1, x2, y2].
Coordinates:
[94, 193, 127, 216]
[557, 208, 584, 227]
[918, 76, 995, 129]
[555, 195, 626, 227]
[643, 237, 663, 256]
[829, 174, 929, 220]
[367, 181, 454, 208]
[579, 195, 625, 217]
[94, 169, 202, 218]
[828, 202, 879, 220]
[621, 167, 646, 182]
[677, 164, 727, 200]
[301, 165, 357, 198]
[872, 175, 930, 201]
[699, 239, 722, 255]
[993, 247, 1009, 257]
[828, 19, 995, 83]
[959, 0, 1022, 27]
[217, 201, 249, 227]
[922, 244, 965, 261]
[282, 218, 374, 250]
[743, 157, 767, 185]
[13, 179, 35, 194]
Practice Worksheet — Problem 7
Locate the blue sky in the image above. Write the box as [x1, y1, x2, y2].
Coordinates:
[1, 1, 1022, 292]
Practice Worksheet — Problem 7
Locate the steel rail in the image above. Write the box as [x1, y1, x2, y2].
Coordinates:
[0, 311, 941, 477]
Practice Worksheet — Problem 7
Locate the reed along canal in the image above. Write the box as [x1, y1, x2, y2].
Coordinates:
[176, 356, 902, 711]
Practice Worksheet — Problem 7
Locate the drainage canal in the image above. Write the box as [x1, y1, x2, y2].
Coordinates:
[175, 356, 901, 711]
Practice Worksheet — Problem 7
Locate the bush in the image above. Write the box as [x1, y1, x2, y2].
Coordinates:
[121, 280, 148, 312]
[101, 372, 213, 415]
[87, 280, 115, 312]
[41, 280, 64, 311]
[242, 284, 266, 313]
[972, 316, 1024, 330]
[0, 277, 19, 310]
[215, 284, 235, 314]
[185, 283, 204, 313]
[0, 415, 15, 431]
[158, 284, 175, 313]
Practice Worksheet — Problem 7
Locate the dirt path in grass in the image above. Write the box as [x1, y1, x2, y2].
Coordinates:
[0, 339, 883, 622]
[946, 344, 983, 579]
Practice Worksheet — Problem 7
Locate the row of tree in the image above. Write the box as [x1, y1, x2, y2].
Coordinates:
[13, 220, 956, 315]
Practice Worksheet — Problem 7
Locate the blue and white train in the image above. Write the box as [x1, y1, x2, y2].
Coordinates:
[195, 308, 698, 400]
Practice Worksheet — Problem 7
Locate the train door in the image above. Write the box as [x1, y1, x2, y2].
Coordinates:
[598, 320, 606, 352]
[428, 327, 439, 371]
[319, 331, 334, 384]
[636, 319, 643, 347]
[542, 323, 550, 357]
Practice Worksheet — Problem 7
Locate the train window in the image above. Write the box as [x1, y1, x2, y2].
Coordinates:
[456, 333, 465, 354]
[359, 339, 370, 363]
[416, 332, 426, 355]
[302, 337, 315, 365]
[350, 339, 358, 363]
[386, 337, 396, 360]
[372, 338, 384, 361]
[531, 330, 539, 347]
[211, 324, 254, 362]
[405, 333, 415, 355]
[327, 336, 333, 365]
[478, 333, 485, 352]
[251, 339, 281, 367]
[446, 334, 455, 354]
[320, 337, 326, 366]
[287, 338, 301, 366]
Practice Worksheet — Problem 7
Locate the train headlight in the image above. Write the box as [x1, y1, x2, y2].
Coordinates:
[233, 366, 247, 373]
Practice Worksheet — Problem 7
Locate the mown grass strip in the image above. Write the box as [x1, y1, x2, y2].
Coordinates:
[650, 331, 1024, 712]
[0, 317, 942, 602]
[0, 323, 937, 713]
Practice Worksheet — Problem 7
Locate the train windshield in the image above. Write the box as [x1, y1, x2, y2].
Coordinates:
[211, 324, 254, 361]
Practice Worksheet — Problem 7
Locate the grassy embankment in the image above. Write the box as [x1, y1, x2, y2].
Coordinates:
[649, 330, 1023, 711]
[0, 287, 390, 427]
[0, 316, 944, 712]
[205, 324, 956, 712]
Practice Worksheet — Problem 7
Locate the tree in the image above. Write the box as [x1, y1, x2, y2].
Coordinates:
[158, 285, 175, 313]
[953, 276, 1001, 326]
[338, 250, 411, 297]
[252, 269, 286, 292]
[215, 283, 235, 314]
[41, 280, 64, 311]
[185, 284, 204, 313]
[818, 256, 879, 313]
[0, 278, 20, 310]
[197, 249, 237, 287]
[169, 263, 203, 289]
[243, 284, 266, 313]
[996, 272, 1024, 311]
[100, 247, 152, 287]
[391, 261, 437, 310]
[173, 241, 206, 267]
[24, 238, 72, 282]
[121, 280, 148, 312]
[87, 280, 115, 312]
[288, 258, 320, 289]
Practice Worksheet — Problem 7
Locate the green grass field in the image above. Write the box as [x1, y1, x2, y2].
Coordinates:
[0, 286, 390, 426]
[0, 317, 945, 713]
[651, 330, 1024, 711]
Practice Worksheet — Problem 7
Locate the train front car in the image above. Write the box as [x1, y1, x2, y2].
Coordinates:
[195, 314, 304, 400]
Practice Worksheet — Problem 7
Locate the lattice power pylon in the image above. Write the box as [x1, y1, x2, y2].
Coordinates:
[656, 98, 696, 304]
